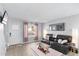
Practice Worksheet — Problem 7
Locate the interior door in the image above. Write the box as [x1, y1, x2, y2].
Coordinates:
[8, 24, 21, 45]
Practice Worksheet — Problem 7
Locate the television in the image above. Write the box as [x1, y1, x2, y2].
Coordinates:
[0, 10, 8, 24]
[49, 23, 65, 31]
[0, 12, 3, 22]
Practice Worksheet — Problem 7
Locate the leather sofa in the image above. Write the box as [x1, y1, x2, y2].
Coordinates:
[41, 39, 50, 45]
[50, 42, 71, 54]
[50, 35, 72, 54]
[41, 34, 72, 54]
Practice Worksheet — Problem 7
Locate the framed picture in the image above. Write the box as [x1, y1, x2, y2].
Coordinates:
[49, 23, 65, 31]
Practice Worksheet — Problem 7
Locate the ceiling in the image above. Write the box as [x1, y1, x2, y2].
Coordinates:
[1, 3, 79, 23]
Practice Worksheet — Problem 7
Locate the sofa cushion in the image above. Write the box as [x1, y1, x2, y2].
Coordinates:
[50, 42, 70, 54]
[61, 40, 68, 44]
[58, 39, 62, 44]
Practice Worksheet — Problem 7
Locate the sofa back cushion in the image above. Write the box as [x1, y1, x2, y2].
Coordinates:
[57, 35, 72, 43]
[61, 40, 68, 44]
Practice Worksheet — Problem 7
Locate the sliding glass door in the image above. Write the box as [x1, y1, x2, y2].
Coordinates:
[24, 22, 38, 43]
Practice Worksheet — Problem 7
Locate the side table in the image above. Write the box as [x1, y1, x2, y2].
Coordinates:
[69, 43, 78, 54]
[71, 47, 78, 54]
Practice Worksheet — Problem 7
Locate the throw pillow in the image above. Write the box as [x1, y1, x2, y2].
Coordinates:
[58, 39, 62, 43]
[61, 40, 68, 44]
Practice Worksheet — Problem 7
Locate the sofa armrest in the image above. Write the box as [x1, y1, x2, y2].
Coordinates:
[50, 42, 70, 54]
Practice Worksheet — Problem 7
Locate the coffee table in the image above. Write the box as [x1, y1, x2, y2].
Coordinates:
[30, 42, 64, 56]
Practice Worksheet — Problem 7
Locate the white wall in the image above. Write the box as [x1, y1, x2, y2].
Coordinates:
[0, 4, 4, 15]
[0, 5, 6, 56]
[5, 17, 44, 46]
[0, 24, 6, 56]
[44, 14, 79, 49]
[38, 23, 44, 40]
[5, 18, 24, 46]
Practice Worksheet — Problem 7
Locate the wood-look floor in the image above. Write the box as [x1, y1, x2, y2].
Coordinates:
[5, 43, 79, 56]
[5, 43, 33, 56]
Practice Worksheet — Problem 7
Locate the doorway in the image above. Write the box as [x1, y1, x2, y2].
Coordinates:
[23, 22, 38, 43]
